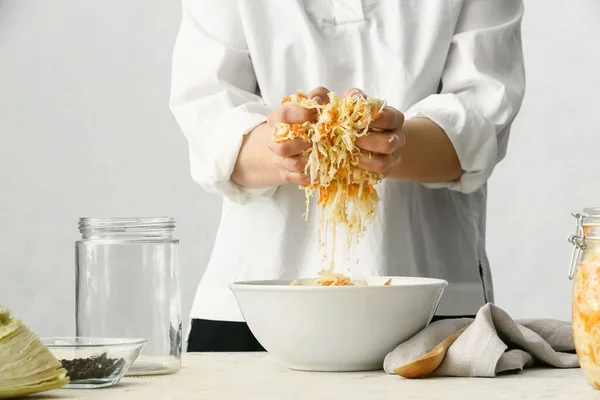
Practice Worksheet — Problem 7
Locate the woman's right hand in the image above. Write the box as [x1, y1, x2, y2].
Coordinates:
[268, 86, 330, 186]
[231, 86, 329, 188]
[268, 106, 313, 186]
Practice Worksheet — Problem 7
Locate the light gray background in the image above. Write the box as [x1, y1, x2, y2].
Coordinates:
[1, 0, 599, 337]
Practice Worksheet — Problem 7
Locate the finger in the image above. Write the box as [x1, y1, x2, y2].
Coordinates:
[277, 154, 309, 173]
[344, 87, 367, 98]
[270, 138, 311, 157]
[308, 86, 331, 105]
[280, 170, 311, 186]
[267, 104, 316, 127]
[357, 153, 395, 174]
[355, 131, 405, 155]
[370, 107, 405, 130]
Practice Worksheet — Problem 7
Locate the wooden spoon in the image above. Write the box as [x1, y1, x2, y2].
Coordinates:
[394, 324, 471, 378]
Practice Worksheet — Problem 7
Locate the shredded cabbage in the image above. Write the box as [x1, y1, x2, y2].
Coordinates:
[274, 91, 387, 287]
[573, 248, 600, 387]
[290, 270, 391, 287]
[274, 91, 386, 251]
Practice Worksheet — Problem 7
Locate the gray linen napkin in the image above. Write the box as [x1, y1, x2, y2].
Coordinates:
[383, 303, 579, 377]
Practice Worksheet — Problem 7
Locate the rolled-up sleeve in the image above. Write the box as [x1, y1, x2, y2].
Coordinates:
[405, 0, 525, 193]
[169, 0, 275, 203]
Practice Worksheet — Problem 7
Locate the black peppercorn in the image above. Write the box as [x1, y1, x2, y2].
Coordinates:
[59, 353, 126, 381]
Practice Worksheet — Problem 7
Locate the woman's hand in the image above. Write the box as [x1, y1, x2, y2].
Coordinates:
[343, 88, 463, 183]
[232, 86, 331, 188]
[267, 105, 313, 186]
[269, 86, 331, 185]
[344, 88, 407, 176]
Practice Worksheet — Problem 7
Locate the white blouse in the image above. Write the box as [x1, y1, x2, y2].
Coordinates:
[170, 0, 525, 322]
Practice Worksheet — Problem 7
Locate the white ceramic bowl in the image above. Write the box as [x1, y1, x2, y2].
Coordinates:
[230, 276, 447, 372]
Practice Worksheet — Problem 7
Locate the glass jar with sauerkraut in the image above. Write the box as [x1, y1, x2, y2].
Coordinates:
[568, 209, 600, 389]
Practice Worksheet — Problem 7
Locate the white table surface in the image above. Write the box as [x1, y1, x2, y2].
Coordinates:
[35, 353, 596, 400]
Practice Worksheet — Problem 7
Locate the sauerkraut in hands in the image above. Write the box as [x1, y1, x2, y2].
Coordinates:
[274, 90, 386, 248]
[274, 89, 393, 287]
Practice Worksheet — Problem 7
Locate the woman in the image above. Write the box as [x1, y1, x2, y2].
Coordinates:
[170, 0, 525, 352]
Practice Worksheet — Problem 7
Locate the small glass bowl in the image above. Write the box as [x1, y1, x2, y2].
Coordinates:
[41, 337, 147, 389]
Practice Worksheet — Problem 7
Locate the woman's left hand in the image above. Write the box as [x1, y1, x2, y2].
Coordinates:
[344, 88, 406, 176]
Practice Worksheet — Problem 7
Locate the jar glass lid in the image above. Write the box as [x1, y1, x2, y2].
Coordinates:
[581, 208, 600, 225]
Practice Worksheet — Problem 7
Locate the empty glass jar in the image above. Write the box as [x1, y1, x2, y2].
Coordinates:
[75, 217, 181, 376]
